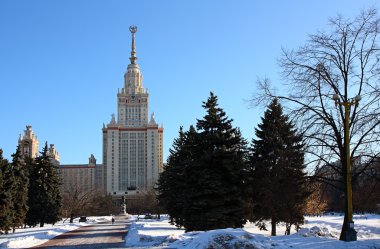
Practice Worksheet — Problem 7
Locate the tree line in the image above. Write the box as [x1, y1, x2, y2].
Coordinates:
[157, 93, 308, 235]
[0, 143, 61, 234]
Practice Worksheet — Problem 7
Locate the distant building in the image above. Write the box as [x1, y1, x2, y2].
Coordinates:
[18, 126, 60, 165]
[59, 154, 100, 193]
[102, 26, 164, 198]
[18, 125, 39, 159]
[315, 156, 380, 212]
[17, 126, 102, 194]
[48, 144, 60, 166]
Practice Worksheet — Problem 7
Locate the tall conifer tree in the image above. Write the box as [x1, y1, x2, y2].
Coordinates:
[157, 126, 197, 227]
[0, 149, 14, 234]
[0, 151, 3, 193]
[250, 98, 307, 235]
[157, 127, 186, 227]
[10, 146, 29, 232]
[25, 156, 39, 227]
[26, 143, 62, 227]
[182, 92, 248, 231]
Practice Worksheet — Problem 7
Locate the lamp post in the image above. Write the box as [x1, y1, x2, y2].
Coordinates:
[332, 93, 360, 242]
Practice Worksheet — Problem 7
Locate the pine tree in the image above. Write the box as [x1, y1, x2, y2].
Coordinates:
[25, 156, 39, 227]
[10, 146, 29, 232]
[0, 149, 14, 234]
[182, 92, 248, 231]
[157, 127, 185, 226]
[157, 126, 197, 228]
[26, 142, 62, 227]
[0, 152, 3, 191]
[250, 98, 308, 235]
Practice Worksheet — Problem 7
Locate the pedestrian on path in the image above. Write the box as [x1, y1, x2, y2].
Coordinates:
[112, 217, 115, 224]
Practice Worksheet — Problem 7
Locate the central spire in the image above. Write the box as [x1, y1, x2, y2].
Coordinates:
[129, 25, 138, 64]
[124, 25, 144, 93]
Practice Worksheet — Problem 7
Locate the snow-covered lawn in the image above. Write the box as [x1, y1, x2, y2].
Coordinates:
[1, 214, 378, 248]
[0, 216, 112, 248]
[125, 214, 380, 248]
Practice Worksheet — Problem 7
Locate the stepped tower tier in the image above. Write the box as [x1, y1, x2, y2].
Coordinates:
[124, 63, 144, 94]
[18, 125, 39, 159]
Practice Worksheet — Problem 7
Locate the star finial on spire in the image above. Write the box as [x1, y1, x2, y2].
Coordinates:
[129, 25, 138, 64]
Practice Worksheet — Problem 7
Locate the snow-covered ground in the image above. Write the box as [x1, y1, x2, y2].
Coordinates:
[0, 216, 112, 248]
[1, 214, 378, 248]
[125, 214, 380, 248]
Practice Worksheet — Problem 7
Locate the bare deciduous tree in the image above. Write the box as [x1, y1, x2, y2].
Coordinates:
[253, 9, 380, 239]
[61, 180, 99, 223]
[304, 182, 328, 216]
[126, 189, 163, 217]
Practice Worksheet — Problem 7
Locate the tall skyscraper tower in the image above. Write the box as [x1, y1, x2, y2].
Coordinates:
[102, 26, 164, 197]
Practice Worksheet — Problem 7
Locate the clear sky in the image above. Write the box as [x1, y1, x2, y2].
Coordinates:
[0, 0, 378, 164]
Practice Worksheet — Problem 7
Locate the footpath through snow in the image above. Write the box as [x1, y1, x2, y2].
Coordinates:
[0, 216, 112, 248]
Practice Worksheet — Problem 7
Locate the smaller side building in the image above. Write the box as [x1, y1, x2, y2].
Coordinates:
[59, 154, 103, 193]
[17, 125, 105, 194]
[18, 126, 60, 165]
[48, 144, 60, 166]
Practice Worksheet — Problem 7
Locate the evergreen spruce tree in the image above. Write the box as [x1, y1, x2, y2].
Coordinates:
[10, 146, 29, 232]
[26, 142, 62, 227]
[0, 149, 14, 234]
[25, 156, 39, 227]
[250, 98, 308, 235]
[182, 92, 248, 231]
[0, 151, 3, 192]
[157, 126, 197, 228]
[157, 127, 185, 227]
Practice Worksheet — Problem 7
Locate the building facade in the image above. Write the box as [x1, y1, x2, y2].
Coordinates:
[17, 126, 101, 193]
[48, 144, 60, 166]
[59, 154, 99, 193]
[102, 26, 163, 197]
[18, 125, 39, 159]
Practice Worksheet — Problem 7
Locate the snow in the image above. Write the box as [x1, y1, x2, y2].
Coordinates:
[125, 215, 185, 247]
[1, 214, 379, 248]
[125, 214, 380, 248]
[0, 216, 112, 248]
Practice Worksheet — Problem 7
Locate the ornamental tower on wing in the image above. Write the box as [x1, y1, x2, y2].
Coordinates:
[102, 26, 164, 197]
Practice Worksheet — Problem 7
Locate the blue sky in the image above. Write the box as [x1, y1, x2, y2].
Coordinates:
[0, 0, 378, 164]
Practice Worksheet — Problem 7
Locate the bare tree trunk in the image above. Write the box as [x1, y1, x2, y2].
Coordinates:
[271, 219, 277, 236]
[285, 223, 291, 235]
[70, 213, 75, 223]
